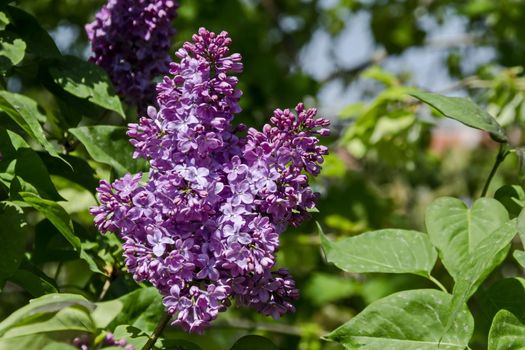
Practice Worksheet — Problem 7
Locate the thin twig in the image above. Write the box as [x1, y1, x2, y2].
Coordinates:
[481, 144, 508, 197]
[141, 312, 172, 350]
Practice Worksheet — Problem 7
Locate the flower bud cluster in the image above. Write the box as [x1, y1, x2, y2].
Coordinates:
[91, 28, 329, 333]
[73, 333, 134, 350]
[86, 0, 178, 106]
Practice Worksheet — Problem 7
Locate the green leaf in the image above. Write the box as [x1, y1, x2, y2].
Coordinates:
[488, 310, 525, 350]
[518, 207, 525, 245]
[0, 129, 63, 200]
[0, 203, 29, 282]
[9, 269, 58, 297]
[48, 56, 124, 117]
[0, 30, 25, 73]
[2, 305, 95, 338]
[425, 197, 509, 282]
[16, 192, 104, 275]
[320, 225, 437, 277]
[18, 192, 80, 250]
[4, 6, 60, 59]
[411, 91, 507, 142]
[514, 250, 525, 268]
[69, 126, 146, 176]
[0, 91, 61, 158]
[33, 219, 78, 264]
[0, 306, 95, 350]
[92, 299, 124, 329]
[230, 335, 277, 350]
[446, 219, 517, 335]
[0, 293, 94, 336]
[111, 325, 150, 349]
[104, 287, 164, 333]
[324, 289, 473, 350]
[37, 152, 99, 194]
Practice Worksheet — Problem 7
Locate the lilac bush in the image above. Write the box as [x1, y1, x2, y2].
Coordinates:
[91, 28, 330, 333]
[86, 0, 178, 106]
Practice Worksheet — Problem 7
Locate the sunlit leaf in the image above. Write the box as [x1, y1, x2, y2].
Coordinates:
[104, 287, 164, 333]
[4, 6, 60, 59]
[69, 126, 146, 176]
[325, 289, 473, 350]
[320, 225, 437, 277]
[0, 91, 61, 158]
[488, 310, 525, 350]
[411, 91, 507, 142]
[425, 197, 509, 283]
[48, 56, 124, 117]
[0, 30, 25, 73]
[0, 293, 94, 336]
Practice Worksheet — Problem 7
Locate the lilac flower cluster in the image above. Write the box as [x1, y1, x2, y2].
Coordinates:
[91, 28, 330, 333]
[73, 333, 135, 350]
[86, 0, 178, 106]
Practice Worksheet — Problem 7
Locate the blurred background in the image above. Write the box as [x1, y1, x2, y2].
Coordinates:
[3, 0, 525, 349]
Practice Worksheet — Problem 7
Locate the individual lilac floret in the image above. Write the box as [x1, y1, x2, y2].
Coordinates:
[91, 27, 330, 334]
[86, 0, 178, 106]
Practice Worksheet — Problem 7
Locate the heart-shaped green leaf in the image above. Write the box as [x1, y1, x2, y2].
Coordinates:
[320, 227, 437, 277]
[425, 197, 509, 282]
[325, 289, 473, 349]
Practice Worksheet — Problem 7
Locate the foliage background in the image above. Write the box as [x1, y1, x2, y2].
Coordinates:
[2, 0, 525, 349]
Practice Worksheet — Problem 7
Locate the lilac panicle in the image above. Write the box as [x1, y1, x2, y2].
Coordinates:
[86, 0, 178, 106]
[91, 27, 330, 334]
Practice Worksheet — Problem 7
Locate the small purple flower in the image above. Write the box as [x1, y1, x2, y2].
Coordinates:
[146, 226, 174, 256]
[222, 223, 252, 245]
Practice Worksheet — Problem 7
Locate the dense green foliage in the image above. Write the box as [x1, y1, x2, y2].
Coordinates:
[2, 0, 525, 349]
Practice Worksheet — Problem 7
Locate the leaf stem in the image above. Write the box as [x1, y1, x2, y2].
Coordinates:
[481, 144, 508, 197]
[141, 312, 171, 350]
[429, 275, 448, 293]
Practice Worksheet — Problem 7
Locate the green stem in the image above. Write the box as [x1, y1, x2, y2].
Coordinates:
[429, 275, 448, 293]
[141, 312, 171, 350]
[481, 144, 508, 197]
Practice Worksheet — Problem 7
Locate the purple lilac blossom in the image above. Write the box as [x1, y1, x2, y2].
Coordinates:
[91, 27, 330, 334]
[85, 0, 178, 106]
